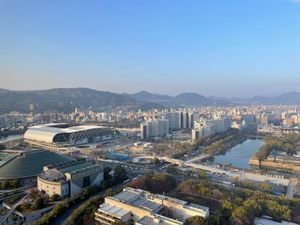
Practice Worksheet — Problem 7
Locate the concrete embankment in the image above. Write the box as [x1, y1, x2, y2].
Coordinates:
[249, 158, 300, 172]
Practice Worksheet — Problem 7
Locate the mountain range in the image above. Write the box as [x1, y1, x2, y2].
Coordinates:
[0, 88, 159, 113]
[0, 88, 300, 113]
[127, 91, 231, 107]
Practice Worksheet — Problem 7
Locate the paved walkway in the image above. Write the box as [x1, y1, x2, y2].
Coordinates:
[0, 194, 30, 225]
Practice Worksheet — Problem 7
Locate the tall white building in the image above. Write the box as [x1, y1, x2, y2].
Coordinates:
[165, 112, 181, 130]
[241, 114, 256, 124]
[140, 119, 169, 139]
[192, 117, 232, 141]
[164, 111, 194, 130]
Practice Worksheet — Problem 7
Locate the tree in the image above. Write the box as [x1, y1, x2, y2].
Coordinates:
[50, 194, 60, 201]
[231, 206, 250, 225]
[198, 170, 206, 179]
[113, 166, 127, 183]
[260, 182, 272, 192]
[0, 144, 6, 150]
[208, 215, 221, 225]
[153, 157, 161, 165]
[127, 173, 176, 194]
[220, 199, 235, 219]
[184, 216, 206, 225]
[103, 167, 112, 180]
[34, 197, 45, 210]
[166, 166, 178, 174]
[104, 188, 115, 197]
[12, 179, 20, 189]
[1, 180, 9, 189]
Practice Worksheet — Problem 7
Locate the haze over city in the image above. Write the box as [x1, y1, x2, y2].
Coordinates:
[2, 1, 300, 225]
[1, 0, 300, 97]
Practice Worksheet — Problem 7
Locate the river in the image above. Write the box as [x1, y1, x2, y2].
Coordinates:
[0, 134, 23, 144]
[213, 138, 264, 169]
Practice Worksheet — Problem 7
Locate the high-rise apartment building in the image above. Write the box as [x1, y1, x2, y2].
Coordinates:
[140, 119, 169, 139]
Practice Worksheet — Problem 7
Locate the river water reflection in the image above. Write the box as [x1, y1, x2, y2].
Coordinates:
[0, 134, 23, 144]
[213, 138, 264, 169]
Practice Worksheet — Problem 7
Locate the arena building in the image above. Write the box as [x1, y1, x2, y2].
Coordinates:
[0, 150, 72, 180]
[24, 123, 122, 151]
[37, 159, 103, 197]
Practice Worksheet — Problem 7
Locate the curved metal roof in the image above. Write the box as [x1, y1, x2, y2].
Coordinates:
[0, 150, 72, 179]
[24, 123, 116, 143]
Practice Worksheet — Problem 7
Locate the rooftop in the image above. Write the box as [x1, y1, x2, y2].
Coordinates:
[40, 159, 100, 182]
[98, 203, 130, 219]
[27, 123, 105, 134]
[254, 218, 299, 225]
[0, 150, 72, 179]
[57, 161, 95, 174]
[137, 216, 182, 225]
[187, 203, 210, 214]
[110, 188, 162, 213]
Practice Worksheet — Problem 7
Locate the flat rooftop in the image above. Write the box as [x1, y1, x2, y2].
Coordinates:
[110, 189, 162, 213]
[46, 159, 99, 174]
[57, 161, 95, 174]
[98, 203, 130, 218]
[187, 203, 210, 213]
[137, 216, 182, 225]
[254, 218, 299, 225]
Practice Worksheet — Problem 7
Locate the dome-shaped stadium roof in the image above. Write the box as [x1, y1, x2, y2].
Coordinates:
[0, 150, 72, 179]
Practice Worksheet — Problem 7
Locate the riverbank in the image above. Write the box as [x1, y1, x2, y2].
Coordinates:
[0, 134, 23, 144]
[249, 158, 300, 172]
[0, 130, 25, 137]
[204, 132, 248, 156]
[249, 134, 300, 171]
[212, 138, 264, 169]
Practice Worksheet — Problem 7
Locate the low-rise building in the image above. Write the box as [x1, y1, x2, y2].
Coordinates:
[95, 187, 209, 225]
[37, 159, 103, 197]
[254, 217, 299, 225]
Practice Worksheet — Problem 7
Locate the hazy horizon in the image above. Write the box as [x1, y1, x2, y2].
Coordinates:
[1, 0, 300, 97]
[1, 86, 300, 99]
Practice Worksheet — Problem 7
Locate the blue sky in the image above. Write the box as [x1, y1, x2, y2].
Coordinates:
[0, 0, 300, 97]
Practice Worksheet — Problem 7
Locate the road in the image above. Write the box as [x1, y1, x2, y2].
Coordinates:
[0, 193, 30, 225]
[286, 178, 297, 199]
[186, 153, 210, 163]
[110, 155, 291, 186]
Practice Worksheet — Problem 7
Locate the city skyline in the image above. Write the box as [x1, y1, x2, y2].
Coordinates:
[1, 0, 300, 97]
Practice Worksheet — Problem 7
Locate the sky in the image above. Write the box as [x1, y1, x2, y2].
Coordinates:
[0, 0, 300, 97]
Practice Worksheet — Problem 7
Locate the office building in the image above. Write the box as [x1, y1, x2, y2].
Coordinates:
[95, 187, 209, 225]
[37, 159, 103, 197]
